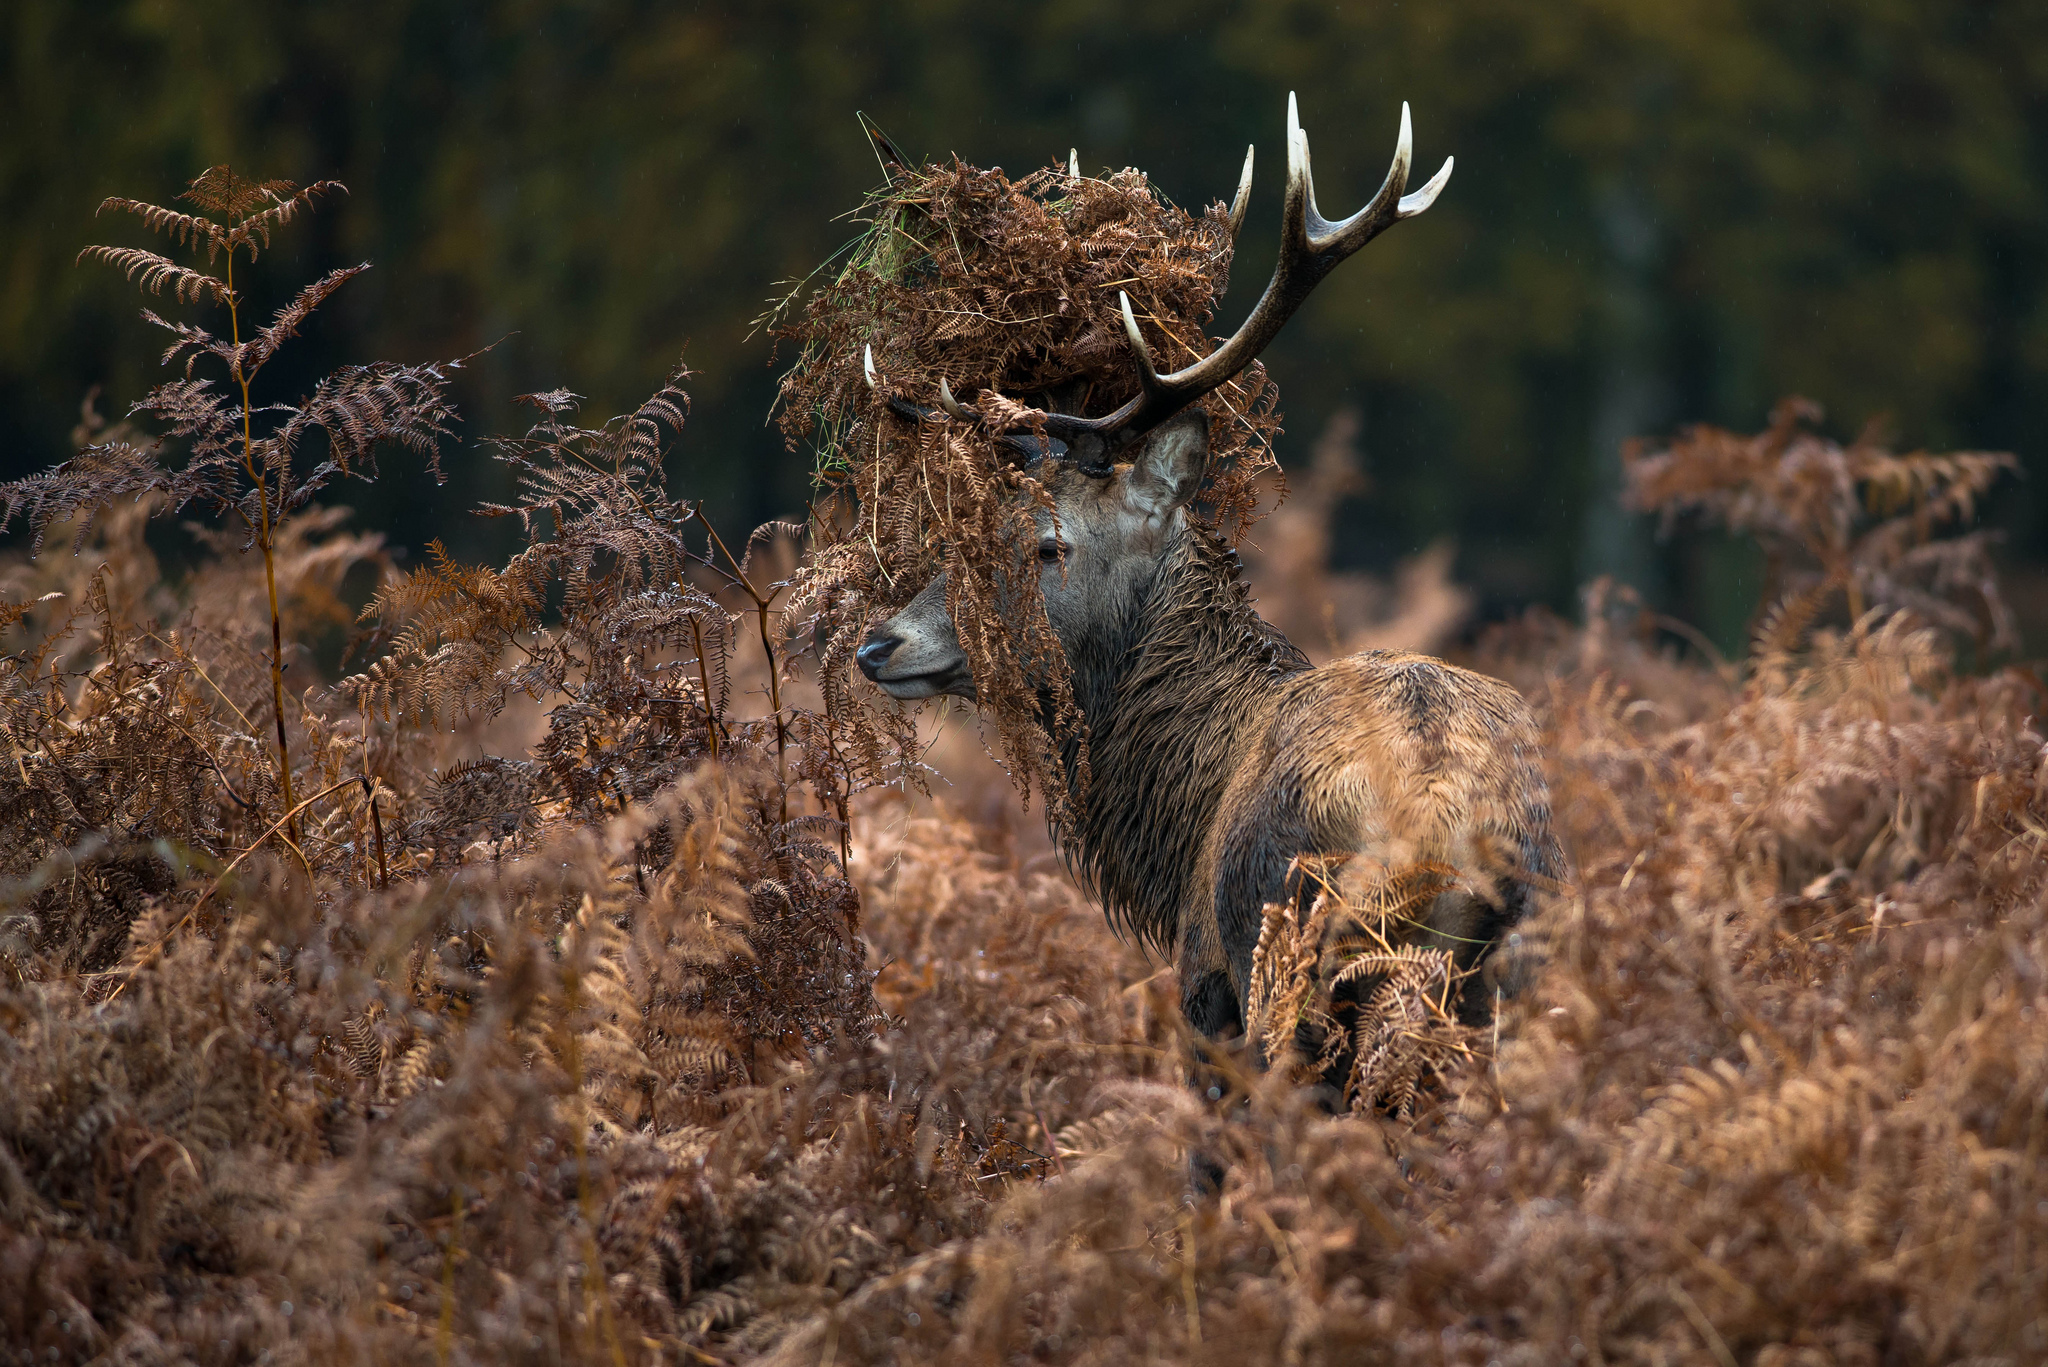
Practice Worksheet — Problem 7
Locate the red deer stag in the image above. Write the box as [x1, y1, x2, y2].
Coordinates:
[858, 95, 1561, 1075]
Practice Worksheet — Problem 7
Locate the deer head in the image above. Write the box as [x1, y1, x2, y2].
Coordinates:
[856, 412, 1211, 699]
[857, 93, 1451, 696]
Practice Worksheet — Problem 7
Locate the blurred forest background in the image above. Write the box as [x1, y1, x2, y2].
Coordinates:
[6, 0, 2047, 652]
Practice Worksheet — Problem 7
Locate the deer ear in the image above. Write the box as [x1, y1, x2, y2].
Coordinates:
[1124, 411, 1208, 519]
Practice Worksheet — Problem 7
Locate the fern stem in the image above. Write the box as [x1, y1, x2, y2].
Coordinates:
[701, 515, 790, 827]
[226, 245, 300, 845]
[753, 599, 790, 829]
[688, 615, 720, 761]
[363, 774, 390, 890]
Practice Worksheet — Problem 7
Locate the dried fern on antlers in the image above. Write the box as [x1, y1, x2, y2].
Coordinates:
[775, 153, 1284, 821]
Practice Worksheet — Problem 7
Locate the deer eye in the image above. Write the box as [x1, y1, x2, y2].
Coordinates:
[1038, 540, 1066, 564]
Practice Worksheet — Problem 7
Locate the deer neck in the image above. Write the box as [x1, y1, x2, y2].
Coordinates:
[1058, 524, 1312, 949]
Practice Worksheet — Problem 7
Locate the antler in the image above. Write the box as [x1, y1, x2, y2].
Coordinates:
[866, 96, 1448, 474]
[865, 346, 1068, 463]
[1032, 93, 1451, 461]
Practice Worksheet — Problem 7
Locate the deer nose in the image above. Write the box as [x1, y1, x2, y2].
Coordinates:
[856, 632, 902, 680]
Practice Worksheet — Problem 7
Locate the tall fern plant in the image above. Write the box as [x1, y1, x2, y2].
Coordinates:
[0, 166, 464, 846]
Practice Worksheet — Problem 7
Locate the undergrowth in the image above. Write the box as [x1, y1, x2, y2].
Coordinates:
[1, 166, 2044, 1366]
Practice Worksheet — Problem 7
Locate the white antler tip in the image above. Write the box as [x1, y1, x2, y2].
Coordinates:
[938, 376, 974, 421]
[1285, 99, 1309, 190]
[1118, 291, 1160, 381]
[1069, 148, 1080, 178]
[1398, 155, 1454, 216]
[863, 344, 876, 388]
[1229, 144, 1255, 235]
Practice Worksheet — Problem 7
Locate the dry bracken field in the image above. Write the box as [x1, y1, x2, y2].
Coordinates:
[2, 168, 2045, 1367]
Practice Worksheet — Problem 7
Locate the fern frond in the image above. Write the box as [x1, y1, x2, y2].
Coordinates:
[223, 179, 346, 258]
[276, 359, 464, 483]
[95, 197, 224, 254]
[0, 441, 177, 552]
[739, 520, 807, 581]
[236, 263, 371, 378]
[77, 245, 226, 303]
[179, 165, 294, 219]
[139, 309, 234, 377]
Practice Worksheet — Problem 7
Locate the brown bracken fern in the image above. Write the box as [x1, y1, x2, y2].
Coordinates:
[774, 151, 1284, 822]
[3, 166, 463, 848]
[1246, 855, 1480, 1117]
[1625, 395, 2019, 656]
[3, 154, 2045, 1366]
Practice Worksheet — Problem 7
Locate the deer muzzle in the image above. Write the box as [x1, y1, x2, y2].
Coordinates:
[857, 582, 976, 701]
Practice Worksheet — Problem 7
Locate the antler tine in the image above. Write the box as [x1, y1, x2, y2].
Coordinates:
[1069, 148, 1081, 179]
[871, 354, 983, 427]
[869, 349, 1071, 464]
[1303, 100, 1453, 252]
[1228, 144, 1254, 240]
[992, 95, 1449, 460]
[1119, 292, 1159, 388]
[936, 376, 975, 421]
[1089, 93, 1450, 442]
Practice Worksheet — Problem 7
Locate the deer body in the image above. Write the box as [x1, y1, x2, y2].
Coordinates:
[860, 417, 1560, 1044]
[855, 93, 1559, 1056]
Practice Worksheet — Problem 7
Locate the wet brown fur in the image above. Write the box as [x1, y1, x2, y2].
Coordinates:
[863, 416, 1562, 1044]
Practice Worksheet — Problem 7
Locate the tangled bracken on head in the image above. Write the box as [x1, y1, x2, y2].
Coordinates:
[774, 152, 1283, 817]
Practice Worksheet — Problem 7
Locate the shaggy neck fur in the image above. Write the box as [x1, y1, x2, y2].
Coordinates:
[1055, 521, 1312, 949]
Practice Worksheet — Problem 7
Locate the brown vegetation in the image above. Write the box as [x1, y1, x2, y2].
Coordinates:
[1241, 407, 1473, 663]
[2, 166, 2044, 1365]
[773, 150, 1282, 821]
